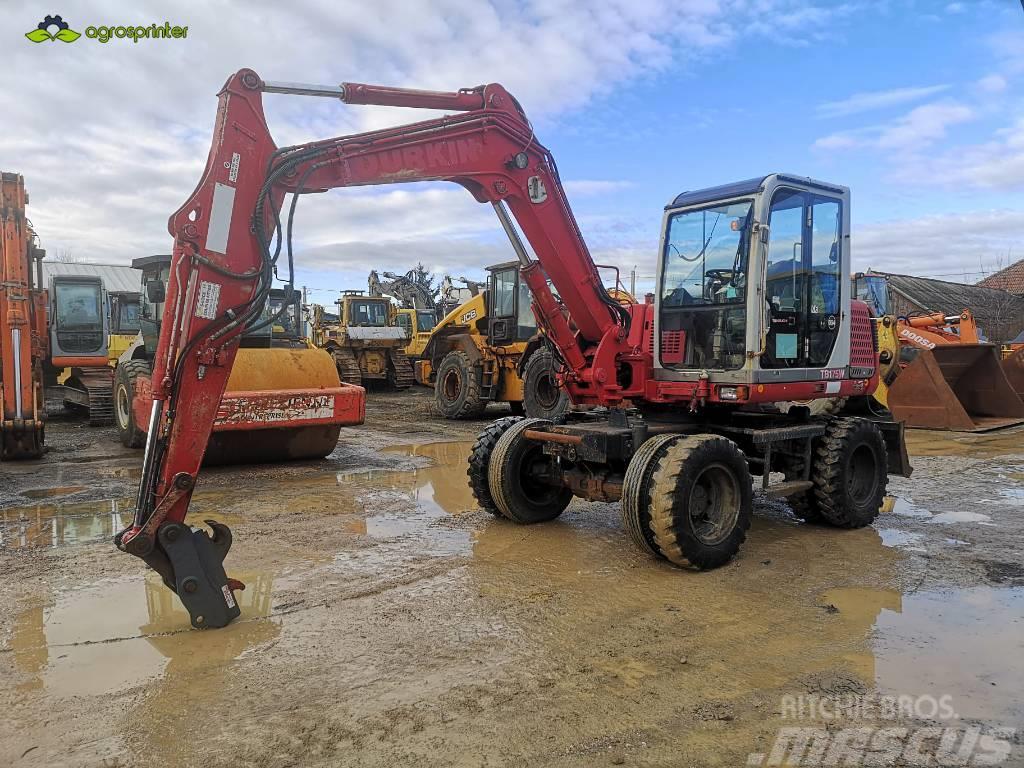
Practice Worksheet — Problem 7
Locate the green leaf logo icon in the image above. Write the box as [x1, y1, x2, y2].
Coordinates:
[26, 16, 81, 44]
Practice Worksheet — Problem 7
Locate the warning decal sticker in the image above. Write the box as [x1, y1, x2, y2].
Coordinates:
[195, 280, 221, 320]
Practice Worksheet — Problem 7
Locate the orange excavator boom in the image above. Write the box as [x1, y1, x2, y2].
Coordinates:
[0, 172, 47, 459]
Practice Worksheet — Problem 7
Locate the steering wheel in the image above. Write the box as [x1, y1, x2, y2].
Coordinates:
[705, 269, 736, 284]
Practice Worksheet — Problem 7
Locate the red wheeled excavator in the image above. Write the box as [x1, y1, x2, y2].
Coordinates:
[117, 70, 911, 628]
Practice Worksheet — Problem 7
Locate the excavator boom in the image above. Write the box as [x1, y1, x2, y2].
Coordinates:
[0, 172, 47, 460]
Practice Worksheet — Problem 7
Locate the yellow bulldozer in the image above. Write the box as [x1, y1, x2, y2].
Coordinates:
[310, 291, 414, 389]
[416, 262, 633, 420]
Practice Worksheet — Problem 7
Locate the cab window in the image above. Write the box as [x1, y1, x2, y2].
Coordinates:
[415, 311, 437, 333]
[350, 300, 387, 327]
[55, 282, 102, 328]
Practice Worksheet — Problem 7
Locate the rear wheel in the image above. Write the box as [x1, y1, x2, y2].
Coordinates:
[648, 435, 752, 570]
[467, 416, 524, 516]
[488, 418, 571, 523]
[115, 360, 150, 448]
[810, 417, 887, 528]
[522, 349, 569, 421]
[435, 350, 487, 419]
[621, 433, 680, 558]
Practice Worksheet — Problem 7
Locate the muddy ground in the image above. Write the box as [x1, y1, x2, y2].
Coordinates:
[1, 389, 1022, 767]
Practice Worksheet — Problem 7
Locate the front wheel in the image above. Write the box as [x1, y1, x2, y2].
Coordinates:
[487, 418, 572, 523]
[115, 360, 150, 448]
[810, 417, 887, 528]
[647, 435, 752, 570]
[521, 349, 569, 420]
[434, 350, 487, 419]
[467, 416, 524, 516]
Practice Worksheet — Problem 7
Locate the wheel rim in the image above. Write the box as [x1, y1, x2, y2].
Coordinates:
[534, 370, 560, 409]
[688, 462, 741, 545]
[517, 443, 562, 506]
[441, 368, 462, 402]
[115, 384, 131, 430]
[847, 444, 878, 506]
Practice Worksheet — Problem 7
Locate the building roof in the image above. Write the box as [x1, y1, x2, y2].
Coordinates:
[978, 258, 1024, 295]
[872, 271, 1024, 343]
[40, 262, 141, 295]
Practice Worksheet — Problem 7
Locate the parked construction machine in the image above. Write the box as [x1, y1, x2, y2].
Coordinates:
[116, 70, 910, 629]
[44, 272, 117, 425]
[107, 289, 141, 361]
[0, 172, 47, 459]
[367, 268, 439, 360]
[854, 271, 1024, 431]
[115, 255, 363, 464]
[310, 291, 414, 389]
[416, 260, 571, 419]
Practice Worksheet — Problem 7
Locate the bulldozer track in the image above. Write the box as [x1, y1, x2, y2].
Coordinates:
[388, 349, 414, 390]
[332, 348, 363, 387]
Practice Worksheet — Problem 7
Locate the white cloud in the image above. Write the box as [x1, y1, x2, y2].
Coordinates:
[813, 101, 974, 152]
[854, 208, 1024, 278]
[977, 74, 1007, 94]
[2, 0, 851, 275]
[816, 84, 950, 118]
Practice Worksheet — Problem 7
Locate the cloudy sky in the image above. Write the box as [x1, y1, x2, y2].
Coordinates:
[4, 0, 1024, 301]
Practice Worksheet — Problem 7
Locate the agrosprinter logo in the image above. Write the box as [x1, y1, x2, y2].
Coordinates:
[25, 14, 188, 44]
[25, 15, 80, 42]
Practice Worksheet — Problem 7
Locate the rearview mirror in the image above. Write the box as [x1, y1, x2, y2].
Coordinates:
[146, 279, 165, 304]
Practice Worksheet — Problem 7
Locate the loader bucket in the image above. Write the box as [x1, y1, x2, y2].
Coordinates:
[1001, 347, 1024, 400]
[887, 344, 1024, 432]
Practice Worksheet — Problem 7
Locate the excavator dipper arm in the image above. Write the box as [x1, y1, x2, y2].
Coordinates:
[117, 68, 626, 627]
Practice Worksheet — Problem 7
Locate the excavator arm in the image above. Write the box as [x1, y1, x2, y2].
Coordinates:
[117, 69, 630, 627]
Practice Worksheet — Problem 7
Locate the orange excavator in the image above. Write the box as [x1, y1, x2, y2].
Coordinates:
[0, 173, 48, 459]
[117, 70, 910, 628]
[855, 272, 1024, 431]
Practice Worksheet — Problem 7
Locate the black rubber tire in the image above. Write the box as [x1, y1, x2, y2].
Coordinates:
[434, 350, 487, 419]
[521, 349, 569, 421]
[115, 360, 150, 449]
[810, 417, 887, 528]
[648, 435, 753, 570]
[467, 416, 524, 516]
[487, 418, 572, 523]
[620, 434, 680, 558]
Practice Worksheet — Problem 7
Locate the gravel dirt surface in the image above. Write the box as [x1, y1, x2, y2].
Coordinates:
[1, 389, 1022, 767]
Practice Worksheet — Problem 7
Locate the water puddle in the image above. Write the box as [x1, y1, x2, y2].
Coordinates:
[879, 495, 931, 518]
[0, 498, 241, 551]
[333, 441, 476, 556]
[997, 487, 1024, 505]
[22, 486, 87, 499]
[8, 572, 278, 698]
[826, 586, 1024, 723]
[877, 528, 925, 550]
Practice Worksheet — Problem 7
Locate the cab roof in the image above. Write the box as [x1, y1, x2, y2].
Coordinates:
[666, 174, 847, 210]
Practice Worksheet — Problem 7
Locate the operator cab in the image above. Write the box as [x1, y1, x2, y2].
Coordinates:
[49, 275, 109, 359]
[656, 174, 852, 384]
[853, 271, 890, 317]
[131, 254, 306, 352]
[486, 261, 537, 346]
[109, 291, 141, 336]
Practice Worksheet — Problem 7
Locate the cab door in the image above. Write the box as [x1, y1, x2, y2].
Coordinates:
[487, 266, 518, 346]
[762, 189, 843, 369]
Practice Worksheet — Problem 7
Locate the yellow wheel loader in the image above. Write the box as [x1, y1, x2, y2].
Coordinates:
[311, 291, 414, 389]
[416, 262, 583, 420]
